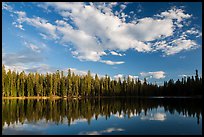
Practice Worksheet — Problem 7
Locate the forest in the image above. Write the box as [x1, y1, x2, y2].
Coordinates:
[2, 65, 202, 97]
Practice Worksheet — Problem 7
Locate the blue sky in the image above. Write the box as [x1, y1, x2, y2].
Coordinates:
[2, 2, 202, 84]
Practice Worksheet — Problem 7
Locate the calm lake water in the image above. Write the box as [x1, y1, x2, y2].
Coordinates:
[2, 98, 202, 135]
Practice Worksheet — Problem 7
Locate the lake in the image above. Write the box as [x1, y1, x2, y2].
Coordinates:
[2, 97, 202, 135]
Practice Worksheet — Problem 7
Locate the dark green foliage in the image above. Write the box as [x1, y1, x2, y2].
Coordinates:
[2, 65, 202, 97]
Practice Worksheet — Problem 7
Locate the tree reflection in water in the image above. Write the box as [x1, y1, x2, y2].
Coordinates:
[2, 98, 202, 128]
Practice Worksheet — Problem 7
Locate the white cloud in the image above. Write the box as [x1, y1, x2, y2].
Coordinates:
[129, 11, 134, 14]
[3, 51, 44, 66]
[3, 63, 57, 74]
[13, 10, 57, 39]
[68, 68, 88, 76]
[15, 11, 26, 17]
[157, 7, 192, 23]
[13, 22, 24, 30]
[4, 64, 28, 73]
[25, 64, 57, 74]
[128, 75, 139, 80]
[2, 2, 13, 12]
[184, 27, 202, 37]
[100, 60, 125, 65]
[141, 112, 166, 121]
[15, 24, 24, 29]
[25, 42, 41, 53]
[113, 111, 138, 119]
[2, 39, 48, 73]
[164, 38, 198, 55]
[114, 74, 124, 80]
[140, 71, 166, 79]
[79, 127, 125, 135]
[23, 40, 47, 53]
[39, 33, 48, 40]
[62, 67, 105, 78]
[153, 36, 199, 56]
[178, 74, 192, 78]
[3, 62, 105, 78]
[110, 51, 124, 56]
[120, 4, 126, 11]
[126, 17, 174, 41]
[7, 3, 200, 65]
[113, 74, 138, 81]
[136, 3, 142, 13]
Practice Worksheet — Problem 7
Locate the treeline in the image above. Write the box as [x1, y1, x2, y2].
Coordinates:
[2, 65, 202, 97]
[2, 98, 202, 127]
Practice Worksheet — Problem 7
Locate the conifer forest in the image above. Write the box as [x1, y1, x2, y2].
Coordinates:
[2, 65, 202, 98]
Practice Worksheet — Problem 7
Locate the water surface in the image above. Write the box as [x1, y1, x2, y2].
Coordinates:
[2, 98, 202, 135]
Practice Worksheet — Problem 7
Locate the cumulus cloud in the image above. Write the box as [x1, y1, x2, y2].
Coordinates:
[126, 17, 174, 42]
[6, 2, 200, 65]
[140, 71, 166, 79]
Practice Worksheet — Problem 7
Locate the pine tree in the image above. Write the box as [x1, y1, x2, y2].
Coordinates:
[67, 69, 72, 97]
[2, 65, 6, 96]
[87, 70, 92, 96]
[60, 71, 66, 97]
[94, 74, 100, 96]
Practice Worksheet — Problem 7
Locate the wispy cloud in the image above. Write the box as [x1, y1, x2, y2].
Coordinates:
[100, 60, 125, 65]
[3, 51, 44, 66]
[78, 127, 125, 135]
[140, 71, 166, 79]
[110, 51, 125, 56]
[2, 2, 13, 12]
[178, 74, 192, 78]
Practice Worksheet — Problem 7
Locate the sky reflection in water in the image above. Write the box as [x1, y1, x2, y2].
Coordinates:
[2, 98, 202, 135]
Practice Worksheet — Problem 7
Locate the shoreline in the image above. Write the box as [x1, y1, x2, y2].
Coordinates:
[2, 96, 62, 100]
[2, 95, 202, 100]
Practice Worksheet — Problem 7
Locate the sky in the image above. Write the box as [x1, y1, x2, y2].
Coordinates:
[2, 2, 202, 84]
